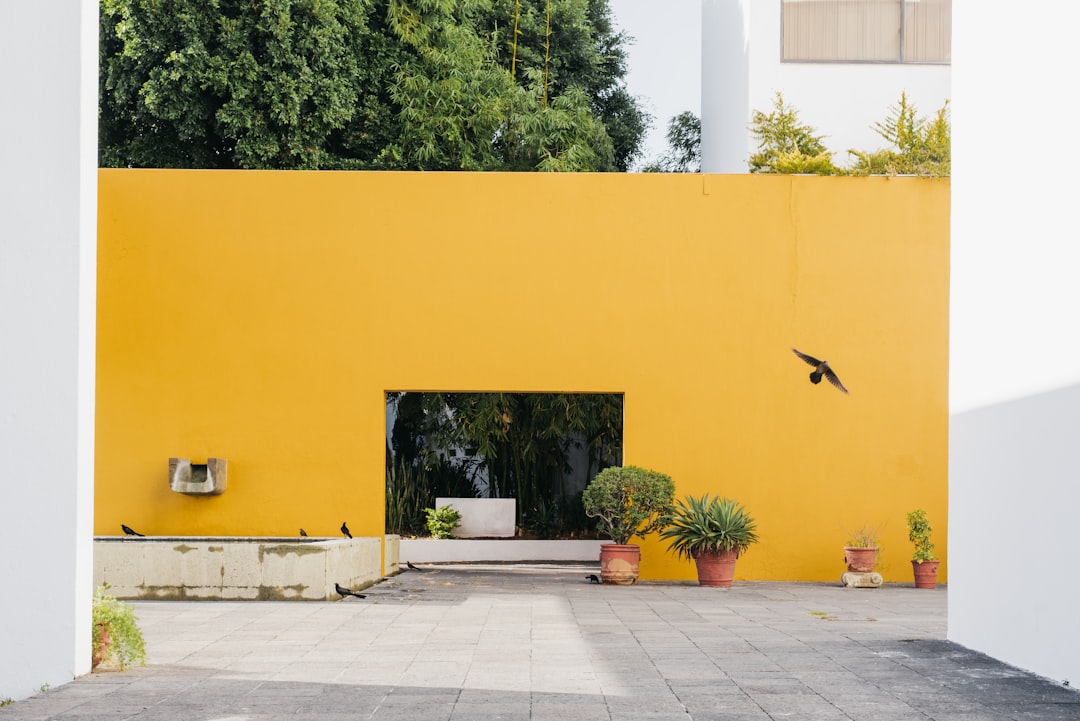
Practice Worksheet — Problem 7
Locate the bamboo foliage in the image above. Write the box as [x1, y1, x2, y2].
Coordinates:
[387, 392, 623, 537]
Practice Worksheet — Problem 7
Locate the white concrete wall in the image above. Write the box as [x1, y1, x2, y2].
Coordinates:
[949, 0, 1080, 686]
[702, 0, 951, 172]
[401, 539, 608, 564]
[0, 1, 97, 701]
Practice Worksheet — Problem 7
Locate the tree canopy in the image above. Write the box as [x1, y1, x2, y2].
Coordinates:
[641, 110, 700, 172]
[99, 0, 648, 171]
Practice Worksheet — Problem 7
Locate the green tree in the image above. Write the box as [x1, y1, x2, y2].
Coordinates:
[642, 110, 700, 172]
[380, 0, 514, 170]
[481, 0, 648, 171]
[99, 0, 643, 171]
[748, 92, 840, 175]
[99, 0, 387, 169]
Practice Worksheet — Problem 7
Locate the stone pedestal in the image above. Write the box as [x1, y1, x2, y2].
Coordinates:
[841, 571, 883, 588]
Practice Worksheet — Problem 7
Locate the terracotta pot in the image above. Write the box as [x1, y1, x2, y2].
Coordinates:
[693, 549, 739, 587]
[844, 546, 879, 572]
[912, 559, 940, 589]
[599, 543, 640, 585]
[92, 622, 110, 669]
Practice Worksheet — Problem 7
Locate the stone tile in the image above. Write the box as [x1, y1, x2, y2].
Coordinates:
[3, 572, 1073, 721]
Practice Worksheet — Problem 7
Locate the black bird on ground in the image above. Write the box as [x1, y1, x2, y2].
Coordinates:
[299, 528, 308, 537]
[792, 348, 849, 394]
[335, 582, 366, 599]
[586, 574, 601, 584]
[406, 561, 424, 572]
[121, 524, 144, 537]
[340, 521, 352, 538]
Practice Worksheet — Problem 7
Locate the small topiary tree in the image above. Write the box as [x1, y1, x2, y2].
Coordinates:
[906, 508, 938, 562]
[581, 466, 675, 545]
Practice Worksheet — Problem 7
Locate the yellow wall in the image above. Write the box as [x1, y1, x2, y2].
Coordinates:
[96, 169, 949, 582]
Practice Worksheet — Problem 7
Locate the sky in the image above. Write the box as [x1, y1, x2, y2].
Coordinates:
[608, 0, 701, 170]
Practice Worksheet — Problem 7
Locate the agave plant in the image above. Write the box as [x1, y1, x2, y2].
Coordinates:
[660, 495, 759, 560]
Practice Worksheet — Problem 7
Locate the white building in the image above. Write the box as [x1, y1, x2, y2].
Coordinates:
[701, 0, 952, 172]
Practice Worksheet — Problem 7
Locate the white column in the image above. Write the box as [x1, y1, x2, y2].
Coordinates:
[700, 0, 752, 173]
[0, 1, 97, 700]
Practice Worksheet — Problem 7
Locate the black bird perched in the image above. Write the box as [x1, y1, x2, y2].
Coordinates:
[121, 524, 144, 537]
[299, 528, 308, 537]
[586, 574, 601, 584]
[792, 348, 848, 393]
[406, 561, 424, 572]
[340, 521, 352, 538]
[335, 582, 365, 599]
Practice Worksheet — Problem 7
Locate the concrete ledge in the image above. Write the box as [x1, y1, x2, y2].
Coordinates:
[384, 534, 400, 575]
[94, 536, 382, 600]
[400, 539, 608, 563]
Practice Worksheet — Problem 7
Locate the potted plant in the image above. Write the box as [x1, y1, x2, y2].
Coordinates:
[907, 508, 940, 588]
[660, 495, 759, 587]
[844, 525, 879, 573]
[92, 584, 146, 670]
[582, 466, 675, 585]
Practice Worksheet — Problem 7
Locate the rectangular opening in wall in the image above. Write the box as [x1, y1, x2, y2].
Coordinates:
[385, 392, 623, 539]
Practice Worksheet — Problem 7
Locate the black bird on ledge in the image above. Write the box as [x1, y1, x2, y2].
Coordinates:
[121, 524, 144, 537]
[341, 521, 352, 538]
[335, 582, 365, 599]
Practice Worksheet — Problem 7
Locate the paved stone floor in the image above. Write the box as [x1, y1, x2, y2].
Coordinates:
[2, 564, 1078, 720]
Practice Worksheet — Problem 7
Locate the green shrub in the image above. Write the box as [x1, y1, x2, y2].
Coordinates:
[749, 92, 840, 175]
[581, 466, 675, 545]
[92, 584, 146, 670]
[846, 525, 880, 548]
[424, 505, 462, 539]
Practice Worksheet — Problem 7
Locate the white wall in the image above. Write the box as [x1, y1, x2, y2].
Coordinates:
[949, 0, 1080, 686]
[702, 0, 951, 172]
[0, 1, 97, 701]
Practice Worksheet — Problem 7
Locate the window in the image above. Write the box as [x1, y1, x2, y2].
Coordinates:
[782, 0, 951, 64]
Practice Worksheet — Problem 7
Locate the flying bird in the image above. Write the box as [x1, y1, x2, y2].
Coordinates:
[792, 348, 848, 393]
[586, 574, 601, 584]
[340, 521, 352, 538]
[121, 524, 144, 537]
[335, 582, 365, 599]
[299, 528, 308, 537]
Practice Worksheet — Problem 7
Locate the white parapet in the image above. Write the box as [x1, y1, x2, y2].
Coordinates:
[94, 536, 382, 600]
[400, 538, 608, 564]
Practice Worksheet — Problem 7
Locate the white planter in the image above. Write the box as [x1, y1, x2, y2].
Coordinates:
[436, 497, 516, 538]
